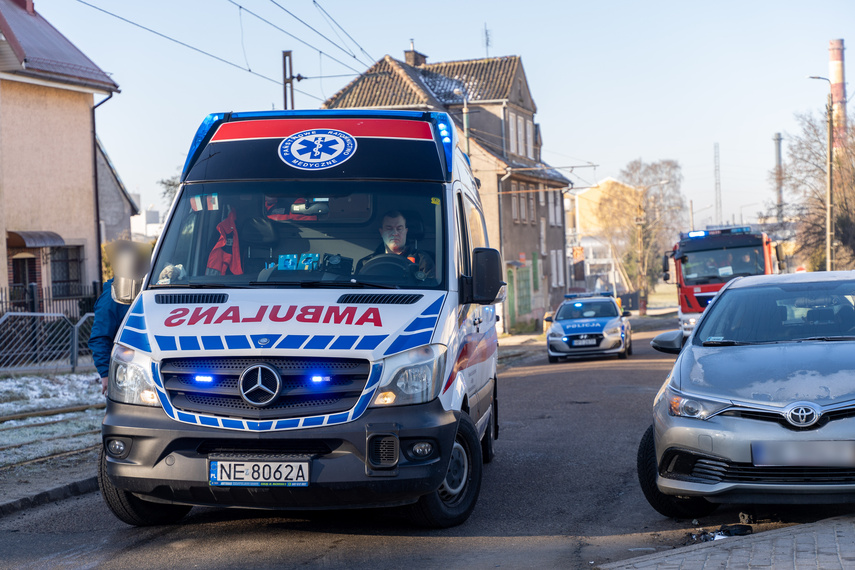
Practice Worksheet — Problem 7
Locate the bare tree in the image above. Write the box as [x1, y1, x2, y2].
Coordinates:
[781, 111, 855, 270]
[158, 173, 181, 205]
[598, 159, 686, 312]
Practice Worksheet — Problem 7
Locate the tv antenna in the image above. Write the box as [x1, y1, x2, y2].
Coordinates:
[483, 23, 491, 57]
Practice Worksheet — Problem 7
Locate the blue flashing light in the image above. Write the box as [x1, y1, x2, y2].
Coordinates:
[231, 109, 426, 119]
[311, 375, 331, 383]
[430, 112, 456, 178]
[574, 302, 583, 308]
[688, 230, 707, 238]
[181, 113, 225, 180]
[442, 136, 451, 143]
[194, 375, 213, 383]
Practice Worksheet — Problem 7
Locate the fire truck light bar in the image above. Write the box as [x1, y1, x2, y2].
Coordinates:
[683, 226, 751, 239]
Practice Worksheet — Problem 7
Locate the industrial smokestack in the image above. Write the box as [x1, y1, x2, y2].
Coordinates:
[829, 39, 846, 148]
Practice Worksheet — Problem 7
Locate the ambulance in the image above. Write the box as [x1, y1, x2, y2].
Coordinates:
[99, 110, 505, 528]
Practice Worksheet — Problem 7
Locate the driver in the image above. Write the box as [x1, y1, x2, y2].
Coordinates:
[356, 210, 435, 278]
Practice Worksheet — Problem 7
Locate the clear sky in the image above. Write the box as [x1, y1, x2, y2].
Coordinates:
[36, 0, 853, 227]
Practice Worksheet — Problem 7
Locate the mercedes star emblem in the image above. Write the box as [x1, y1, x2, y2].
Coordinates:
[238, 364, 281, 407]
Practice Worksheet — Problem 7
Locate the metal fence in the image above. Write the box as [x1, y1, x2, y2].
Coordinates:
[0, 283, 99, 319]
[0, 312, 96, 374]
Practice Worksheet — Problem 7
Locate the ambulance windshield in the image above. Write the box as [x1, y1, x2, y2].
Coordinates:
[150, 181, 446, 290]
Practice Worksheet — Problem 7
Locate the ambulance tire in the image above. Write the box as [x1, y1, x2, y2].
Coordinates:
[409, 414, 482, 528]
[98, 447, 192, 526]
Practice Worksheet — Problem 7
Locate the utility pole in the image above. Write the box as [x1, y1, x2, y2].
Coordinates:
[714, 143, 722, 225]
[689, 199, 694, 231]
[825, 91, 834, 271]
[282, 51, 294, 110]
[636, 199, 644, 314]
[774, 133, 783, 223]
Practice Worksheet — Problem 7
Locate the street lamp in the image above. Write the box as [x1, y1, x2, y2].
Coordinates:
[809, 75, 834, 271]
[453, 87, 470, 156]
[635, 179, 670, 315]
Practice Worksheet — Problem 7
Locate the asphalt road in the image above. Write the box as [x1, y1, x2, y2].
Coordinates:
[1, 330, 850, 569]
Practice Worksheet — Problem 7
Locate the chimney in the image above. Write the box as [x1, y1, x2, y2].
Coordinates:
[404, 40, 427, 67]
[829, 39, 847, 148]
[12, 0, 35, 14]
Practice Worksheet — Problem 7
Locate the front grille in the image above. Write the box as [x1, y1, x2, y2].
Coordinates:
[160, 356, 370, 420]
[719, 408, 855, 431]
[664, 450, 855, 485]
[337, 293, 423, 305]
[565, 333, 604, 345]
[367, 435, 399, 468]
[155, 293, 228, 304]
[196, 439, 334, 456]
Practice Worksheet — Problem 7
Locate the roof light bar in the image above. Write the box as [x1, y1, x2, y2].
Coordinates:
[564, 291, 614, 299]
[181, 112, 225, 180]
[430, 112, 456, 179]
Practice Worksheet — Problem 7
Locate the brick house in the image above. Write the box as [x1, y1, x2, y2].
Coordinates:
[323, 49, 570, 332]
[0, 0, 120, 303]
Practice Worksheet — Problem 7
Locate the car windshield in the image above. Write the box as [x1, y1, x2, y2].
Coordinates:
[556, 300, 618, 320]
[694, 280, 855, 344]
[149, 181, 445, 290]
[679, 246, 764, 285]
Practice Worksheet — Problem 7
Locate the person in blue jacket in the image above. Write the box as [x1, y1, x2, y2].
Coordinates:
[89, 278, 130, 395]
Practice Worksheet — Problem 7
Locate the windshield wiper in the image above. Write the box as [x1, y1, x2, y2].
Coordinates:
[150, 283, 249, 289]
[702, 339, 754, 346]
[248, 279, 399, 290]
[793, 336, 855, 342]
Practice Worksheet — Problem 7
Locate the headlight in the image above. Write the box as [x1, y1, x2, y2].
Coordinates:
[371, 345, 447, 407]
[109, 345, 160, 407]
[603, 324, 622, 336]
[548, 323, 564, 338]
[665, 386, 730, 420]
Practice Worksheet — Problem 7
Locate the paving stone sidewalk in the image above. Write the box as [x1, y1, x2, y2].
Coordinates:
[600, 515, 855, 569]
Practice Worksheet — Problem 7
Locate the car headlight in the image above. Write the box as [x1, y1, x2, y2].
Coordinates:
[371, 344, 447, 407]
[548, 323, 564, 338]
[665, 386, 730, 420]
[109, 345, 160, 407]
[603, 324, 622, 336]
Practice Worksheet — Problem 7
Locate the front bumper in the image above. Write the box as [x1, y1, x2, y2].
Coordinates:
[102, 398, 458, 510]
[653, 410, 855, 503]
[547, 335, 624, 358]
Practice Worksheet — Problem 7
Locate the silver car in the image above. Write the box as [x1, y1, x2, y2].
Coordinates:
[638, 271, 855, 519]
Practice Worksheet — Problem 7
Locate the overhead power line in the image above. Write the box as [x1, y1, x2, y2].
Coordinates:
[73, 0, 323, 102]
[224, 0, 363, 75]
[267, 0, 370, 67]
[313, 1, 374, 64]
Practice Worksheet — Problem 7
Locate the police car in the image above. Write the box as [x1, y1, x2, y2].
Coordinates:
[544, 292, 632, 362]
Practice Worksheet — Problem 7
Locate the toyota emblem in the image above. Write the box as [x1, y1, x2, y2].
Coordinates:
[785, 403, 820, 427]
[238, 364, 281, 407]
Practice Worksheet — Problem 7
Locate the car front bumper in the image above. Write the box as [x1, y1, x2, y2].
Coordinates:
[653, 410, 855, 503]
[547, 335, 624, 358]
[102, 398, 459, 510]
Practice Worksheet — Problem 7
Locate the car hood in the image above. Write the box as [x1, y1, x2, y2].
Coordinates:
[555, 316, 618, 334]
[678, 342, 855, 407]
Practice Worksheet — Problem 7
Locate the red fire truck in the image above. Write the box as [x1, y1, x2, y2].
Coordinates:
[663, 227, 785, 336]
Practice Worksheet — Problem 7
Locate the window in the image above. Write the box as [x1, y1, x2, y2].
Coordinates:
[464, 195, 488, 251]
[529, 194, 536, 224]
[519, 184, 527, 221]
[532, 252, 539, 292]
[539, 183, 545, 206]
[547, 190, 554, 226]
[517, 115, 525, 158]
[526, 120, 535, 159]
[510, 182, 519, 222]
[558, 252, 565, 287]
[550, 250, 558, 288]
[51, 246, 83, 297]
[508, 111, 517, 155]
[540, 218, 547, 256]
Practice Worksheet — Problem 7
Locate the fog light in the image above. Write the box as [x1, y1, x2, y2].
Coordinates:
[412, 442, 433, 457]
[107, 439, 126, 456]
[140, 390, 158, 405]
[374, 391, 396, 405]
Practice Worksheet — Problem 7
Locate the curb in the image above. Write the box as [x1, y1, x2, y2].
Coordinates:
[597, 514, 854, 569]
[0, 476, 97, 518]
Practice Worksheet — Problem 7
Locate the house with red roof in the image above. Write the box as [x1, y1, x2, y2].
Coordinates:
[0, 0, 122, 307]
[324, 48, 570, 331]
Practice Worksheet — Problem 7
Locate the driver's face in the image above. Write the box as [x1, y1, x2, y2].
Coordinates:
[380, 215, 407, 254]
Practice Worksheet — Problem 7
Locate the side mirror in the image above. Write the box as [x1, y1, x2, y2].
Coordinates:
[544, 316, 553, 323]
[662, 272, 671, 283]
[470, 248, 506, 305]
[622, 310, 632, 318]
[107, 240, 152, 305]
[775, 243, 786, 272]
[651, 329, 684, 355]
[662, 254, 670, 273]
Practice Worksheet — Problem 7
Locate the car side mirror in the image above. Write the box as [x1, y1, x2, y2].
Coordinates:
[622, 310, 631, 318]
[544, 316, 553, 323]
[775, 243, 786, 271]
[651, 329, 684, 355]
[468, 248, 506, 305]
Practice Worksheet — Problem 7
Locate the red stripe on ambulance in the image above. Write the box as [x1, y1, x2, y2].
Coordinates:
[210, 119, 434, 143]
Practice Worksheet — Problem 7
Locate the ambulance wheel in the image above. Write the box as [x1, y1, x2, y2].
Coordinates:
[98, 447, 191, 526]
[409, 414, 482, 528]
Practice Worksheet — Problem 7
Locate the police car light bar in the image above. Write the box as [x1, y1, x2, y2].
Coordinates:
[564, 291, 614, 299]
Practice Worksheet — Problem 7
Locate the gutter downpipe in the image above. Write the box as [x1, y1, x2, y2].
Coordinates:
[498, 167, 513, 333]
[92, 91, 113, 287]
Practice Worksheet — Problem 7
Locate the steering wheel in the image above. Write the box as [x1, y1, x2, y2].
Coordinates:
[358, 254, 414, 278]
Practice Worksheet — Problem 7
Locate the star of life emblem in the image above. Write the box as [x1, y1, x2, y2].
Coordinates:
[278, 128, 357, 170]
